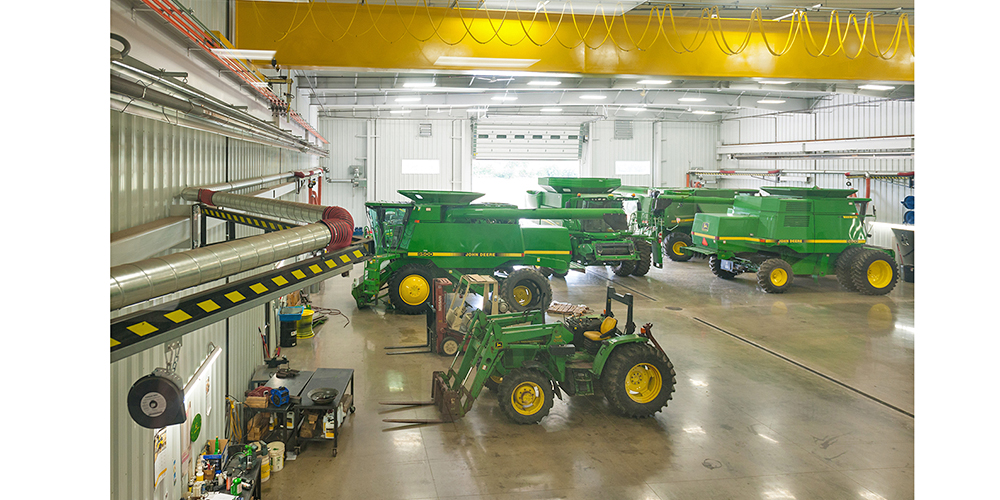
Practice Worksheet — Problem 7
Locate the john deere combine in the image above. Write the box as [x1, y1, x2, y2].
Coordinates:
[382, 286, 675, 424]
[526, 177, 658, 277]
[688, 186, 899, 295]
[353, 190, 624, 314]
[617, 186, 759, 262]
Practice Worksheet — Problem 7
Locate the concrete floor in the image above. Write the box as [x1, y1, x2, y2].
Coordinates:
[262, 258, 914, 500]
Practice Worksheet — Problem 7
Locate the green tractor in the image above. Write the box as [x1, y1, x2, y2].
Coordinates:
[352, 190, 624, 314]
[616, 186, 759, 263]
[526, 177, 659, 278]
[382, 286, 676, 424]
[688, 186, 899, 295]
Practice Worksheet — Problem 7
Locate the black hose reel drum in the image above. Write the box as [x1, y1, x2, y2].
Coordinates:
[127, 368, 186, 429]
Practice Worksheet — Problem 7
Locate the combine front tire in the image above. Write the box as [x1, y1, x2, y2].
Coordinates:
[851, 249, 899, 295]
[611, 260, 636, 277]
[709, 255, 737, 279]
[665, 233, 694, 262]
[388, 264, 435, 314]
[601, 343, 676, 418]
[631, 240, 653, 276]
[500, 268, 553, 311]
[757, 258, 794, 293]
[498, 369, 553, 424]
[835, 246, 866, 292]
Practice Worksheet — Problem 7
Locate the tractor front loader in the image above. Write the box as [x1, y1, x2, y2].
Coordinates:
[381, 286, 676, 425]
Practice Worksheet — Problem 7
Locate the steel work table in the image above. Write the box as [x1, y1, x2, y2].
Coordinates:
[294, 368, 355, 457]
[244, 370, 314, 446]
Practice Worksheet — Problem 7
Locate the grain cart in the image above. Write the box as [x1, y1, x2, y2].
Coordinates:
[352, 190, 624, 314]
[526, 177, 659, 277]
[616, 186, 759, 262]
[381, 286, 676, 424]
[688, 186, 899, 295]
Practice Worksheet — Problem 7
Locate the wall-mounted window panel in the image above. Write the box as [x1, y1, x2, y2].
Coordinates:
[401, 159, 441, 174]
[615, 160, 650, 175]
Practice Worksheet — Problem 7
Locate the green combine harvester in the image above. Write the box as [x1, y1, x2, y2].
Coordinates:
[616, 186, 759, 262]
[688, 186, 899, 295]
[382, 286, 676, 424]
[526, 177, 659, 277]
[352, 190, 624, 314]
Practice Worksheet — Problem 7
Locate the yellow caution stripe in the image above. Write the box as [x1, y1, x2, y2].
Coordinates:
[524, 250, 571, 255]
[407, 252, 525, 257]
[693, 232, 865, 245]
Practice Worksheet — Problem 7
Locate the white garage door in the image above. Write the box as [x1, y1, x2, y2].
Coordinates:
[473, 122, 584, 160]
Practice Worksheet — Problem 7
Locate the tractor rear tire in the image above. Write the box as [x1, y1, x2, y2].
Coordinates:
[611, 260, 636, 277]
[601, 343, 676, 418]
[835, 246, 866, 292]
[709, 255, 737, 279]
[665, 232, 694, 262]
[388, 263, 435, 314]
[631, 240, 653, 276]
[498, 368, 553, 424]
[757, 258, 794, 293]
[850, 249, 899, 295]
[500, 268, 552, 312]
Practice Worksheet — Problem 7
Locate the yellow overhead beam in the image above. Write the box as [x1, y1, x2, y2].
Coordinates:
[234, 2, 913, 82]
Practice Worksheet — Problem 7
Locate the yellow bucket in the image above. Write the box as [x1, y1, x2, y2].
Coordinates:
[260, 455, 270, 482]
[296, 309, 314, 339]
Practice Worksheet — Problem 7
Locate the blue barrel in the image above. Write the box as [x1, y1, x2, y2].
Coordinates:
[901, 195, 914, 210]
[903, 210, 914, 224]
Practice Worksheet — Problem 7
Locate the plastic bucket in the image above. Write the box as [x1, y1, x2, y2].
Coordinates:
[296, 309, 315, 339]
[268, 441, 285, 472]
[260, 455, 271, 482]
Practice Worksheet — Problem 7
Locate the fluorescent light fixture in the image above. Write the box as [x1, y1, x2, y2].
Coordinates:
[637, 79, 671, 84]
[249, 81, 269, 87]
[491, 95, 518, 101]
[757, 99, 786, 104]
[389, 109, 412, 114]
[434, 56, 540, 68]
[859, 84, 894, 91]
[679, 97, 706, 102]
[467, 108, 489, 113]
[540, 107, 562, 112]
[210, 48, 275, 60]
[528, 80, 561, 86]
[623, 107, 647, 112]
[403, 82, 436, 88]
[579, 94, 607, 100]
[758, 80, 791, 85]
[394, 97, 421, 102]
[692, 110, 716, 115]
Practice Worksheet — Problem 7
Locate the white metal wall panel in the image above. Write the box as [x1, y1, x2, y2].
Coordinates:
[473, 122, 582, 160]
[374, 119, 459, 202]
[589, 121, 654, 187]
[317, 118, 369, 224]
[181, 0, 228, 34]
[660, 122, 720, 188]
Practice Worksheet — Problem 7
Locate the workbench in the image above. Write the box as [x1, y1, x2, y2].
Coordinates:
[243, 370, 314, 446]
[293, 368, 355, 457]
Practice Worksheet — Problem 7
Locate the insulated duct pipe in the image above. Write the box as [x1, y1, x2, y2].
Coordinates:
[190, 169, 322, 194]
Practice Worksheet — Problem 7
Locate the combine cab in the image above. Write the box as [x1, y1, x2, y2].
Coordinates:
[353, 190, 624, 314]
[688, 186, 899, 295]
[526, 177, 659, 277]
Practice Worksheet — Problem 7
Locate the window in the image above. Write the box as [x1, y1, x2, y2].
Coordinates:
[401, 159, 440, 174]
[615, 160, 650, 175]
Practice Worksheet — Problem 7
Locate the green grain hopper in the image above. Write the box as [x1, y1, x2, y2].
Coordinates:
[352, 190, 624, 314]
[526, 177, 658, 278]
[688, 186, 899, 294]
[616, 186, 759, 262]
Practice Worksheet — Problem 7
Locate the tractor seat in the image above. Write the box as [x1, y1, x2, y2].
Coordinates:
[583, 316, 618, 342]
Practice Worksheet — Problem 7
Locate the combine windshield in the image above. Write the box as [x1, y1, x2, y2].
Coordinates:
[367, 205, 411, 252]
[579, 198, 625, 233]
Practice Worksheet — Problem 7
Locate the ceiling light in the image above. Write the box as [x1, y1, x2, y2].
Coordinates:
[491, 95, 518, 101]
[403, 82, 436, 88]
[394, 97, 421, 102]
[623, 107, 647, 112]
[249, 81, 269, 87]
[467, 108, 489, 113]
[758, 80, 791, 85]
[540, 108, 562, 112]
[389, 109, 412, 114]
[692, 110, 716, 115]
[434, 56, 540, 68]
[757, 99, 786, 104]
[859, 84, 894, 91]
[210, 48, 275, 60]
[579, 94, 607, 100]
[637, 79, 671, 85]
[528, 80, 561, 86]
[679, 97, 706, 102]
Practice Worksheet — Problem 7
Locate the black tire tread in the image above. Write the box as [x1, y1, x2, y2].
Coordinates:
[500, 268, 553, 311]
[612, 260, 636, 276]
[497, 368, 553, 424]
[850, 249, 899, 295]
[665, 232, 695, 262]
[600, 343, 676, 418]
[709, 255, 737, 279]
[631, 240, 653, 276]
[836, 246, 866, 291]
[388, 263, 435, 314]
[756, 258, 794, 294]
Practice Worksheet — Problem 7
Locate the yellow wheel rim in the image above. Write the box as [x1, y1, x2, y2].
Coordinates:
[770, 268, 788, 287]
[512, 285, 533, 306]
[672, 241, 687, 256]
[399, 275, 429, 305]
[625, 363, 662, 404]
[490, 375, 503, 385]
[511, 381, 544, 415]
[867, 260, 893, 288]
